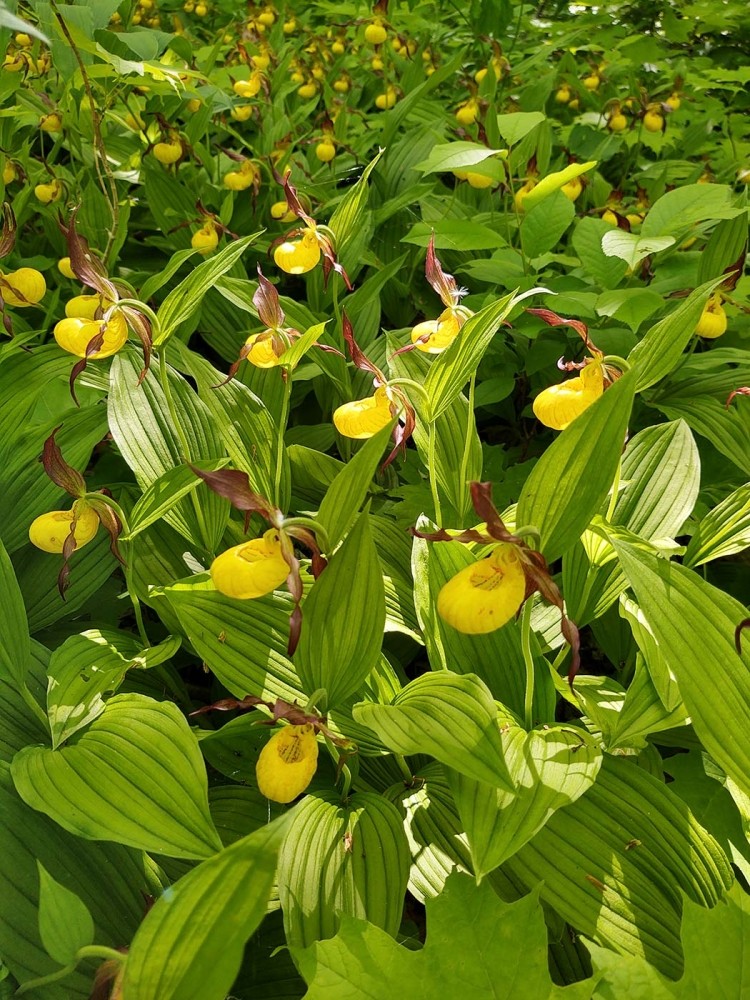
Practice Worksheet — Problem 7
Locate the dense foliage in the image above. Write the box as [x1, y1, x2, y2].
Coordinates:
[0, 0, 749, 996]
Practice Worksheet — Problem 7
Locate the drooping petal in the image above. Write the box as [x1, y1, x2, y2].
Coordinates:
[333, 386, 393, 439]
[437, 543, 526, 634]
[532, 360, 604, 430]
[256, 724, 319, 803]
[210, 528, 290, 599]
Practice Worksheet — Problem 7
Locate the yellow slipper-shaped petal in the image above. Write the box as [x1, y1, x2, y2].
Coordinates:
[274, 229, 321, 274]
[28, 502, 99, 554]
[245, 331, 282, 368]
[411, 309, 461, 354]
[437, 543, 526, 635]
[210, 528, 289, 599]
[54, 313, 129, 359]
[256, 724, 319, 803]
[532, 361, 604, 431]
[333, 386, 393, 439]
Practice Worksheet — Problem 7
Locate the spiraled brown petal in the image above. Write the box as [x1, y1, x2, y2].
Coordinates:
[42, 427, 87, 497]
[60, 208, 119, 301]
[0, 201, 16, 258]
[526, 307, 602, 357]
[342, 312, 385, 381]
[87, 494, 125, 566]
[426, 233, 460, 307]
[189, 466, 278, 529]
[254, 263, 285, 329]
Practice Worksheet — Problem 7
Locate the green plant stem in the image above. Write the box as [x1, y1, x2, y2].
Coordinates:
[274, 369, 292, 509]
[458, 372, 476, 523]
[427, 420, 442, 526]
[520, 597, 536, 731]
[550, 643, 570, 675]
[76, 945, 126, 964]
[395, 754, 414, 783]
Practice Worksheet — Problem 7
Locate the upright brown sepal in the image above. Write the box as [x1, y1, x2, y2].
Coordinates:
[254, 264, 285, 329]
[189, 466, 278, 530]
[0, 201, 16, 258]
[426, 233, 460, 307]
[42, 427, 87, 497]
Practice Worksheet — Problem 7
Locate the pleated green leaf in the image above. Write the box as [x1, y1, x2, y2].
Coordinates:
[517, 369, 636, 561]
[37, 863, 94, 966]
[278, 791, 409, 947]
[611, 420, 699, 540]
[295, 510, 385, 710]
[504, 756, 733, 978]
[109, 352, 228, 552]
[449, 720, 601, 879]
[354, 671, 514, 792]
[0, 763, 163, 997]
[12, 694, 222, 859]
[0, 538, 31, 690]
[154, 233, 261, 346]
[611, 536, 750, 800]
[163, 575, 305, 702]
[684, 482, 750, 567]
[124, 460, 228, 540]
[317, 422, 394, 550]
[121, 813, 291, 1000]
[423, 293, 517, 422]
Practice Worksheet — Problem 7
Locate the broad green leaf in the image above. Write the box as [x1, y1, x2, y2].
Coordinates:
[295, 510, 385, 710]
[294, 870, 594, 1000]
[611, 420, 699, 539]
[0, 538, 30, 691]
[684, 482, 750, 567]
[504, 756, 733, 978]
[611, 537, 750, 801]
[415, 140, 507, 174]
[0, 643, 48, 764]
[601, 230, 675, 268]
[402, 221, 507, 251]
[449, 719, 601, 878]
[628, 277, 726, 391]
[522, 190, 575, 259]
[124, 459, 229, 540]
[594, 288, 664, 333]
[517, 369, 636, 561]
[521, 161, 597, 211]
[278, 791, 409, 947]
[163, 575, 304, 702]
[354, 671, 514, 791]
[12, 694, 222, 859]
[154, 233, 260, 345]
[139, 247, 196, 302]
[37, 864, 94, 966]
[424, 293, 518, 421]
[589, 882, 750, 998]
[619, 594, 683, 714]
[697, 212, 749, 286]
[121, 814, 291, 1000]
[317, 421, 395, 550]
[46, 629, 180, 748]
[328, 148, 384, 260]
[109, 351, 229, 551]
[641, 184, 741, 237]
[495, 111, 546, 146]
[0, 763, 163, 997]
[571, 217, 629, 288]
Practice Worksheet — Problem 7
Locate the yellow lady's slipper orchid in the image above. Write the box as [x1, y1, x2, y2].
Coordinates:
[695, 295, 727, 339]
[411, 308, 462, 354]
[455, 99, 479, 127]
[533, 360, 604, 430]
[34, 179, 63, 204]
[233, 74, 263, 98]
[364, 20, 387, 45]
[243, 331, 284, 368]
[514, 179, 536, 212]
[223, 161, 257, 191]
[54, 313, 129, 359]
[65, 293, 113, 320]
[561, 176, 583, 201]
[437, 543, 526, 635]
[231, 105, 254, 122]
[333, 386, 393, 439]
[153, 138, 183, 164]
[273, 228, 321, 274]
[40, 112, 62, 133]
[191, 222, 219, 255]
[210, 528, 289, 599]
[1, 268, 46, 307]
[58, 257, 76, 279]
[256, 724, 318, 803]
[29, 501, 99, 554]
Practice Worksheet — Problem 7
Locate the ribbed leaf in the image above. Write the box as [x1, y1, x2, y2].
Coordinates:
[0, 538, 30, 690]
[12, 694, 222, 858]
[125, 460, 228, 540]
[154, 233, 260, 346]
[611, 420, 699, 539]
[278, 791, 409, 947]
[37, 863, 94, 966]
[121, 814, 291, 1000]
[46, 629, 180, 748]
[0, 347, 73, 468]
[0, 763, 162, 997]
[354, 672, 514, 791]
[163, 575, 304, 701]
[109, 351, 228, 551]
[317, 422, 394, 550]
[628, 278, 725, 392]
[295, 510, 385, 710]
[449, 720, 601, 879]
[328, 149, 384, 262]
[517, 369, 636, 561]
[611, 536, 750, 800]
[504, 756, 733, 978]
[424, 293, 517, 422]
[172, 341, 281, 507]
[684, 482, 750, 567]
[697, 212, 749, 286]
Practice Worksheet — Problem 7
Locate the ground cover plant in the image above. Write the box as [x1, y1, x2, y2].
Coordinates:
[0, 0, 749, 996]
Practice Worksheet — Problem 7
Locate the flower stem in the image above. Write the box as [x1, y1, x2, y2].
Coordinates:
[458, 372, 476, 523]
[427, 420, 442, 526]
[520, 597, 535, 731]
